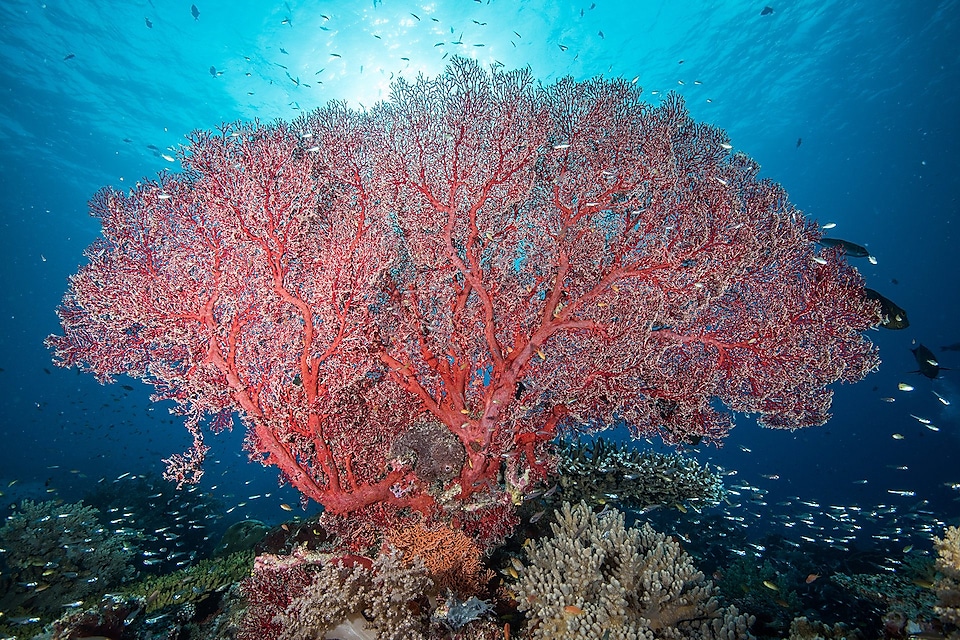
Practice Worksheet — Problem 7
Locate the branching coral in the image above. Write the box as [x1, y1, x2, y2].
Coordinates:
[515, 501, 754, 639]
[934, 525, 960, 627]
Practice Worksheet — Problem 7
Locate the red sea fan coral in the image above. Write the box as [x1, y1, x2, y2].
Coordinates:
[47, 57, 880, 549]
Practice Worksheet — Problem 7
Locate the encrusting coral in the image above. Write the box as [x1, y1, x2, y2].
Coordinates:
[514, 501, 754, 639]
[934, 525, 960, 628]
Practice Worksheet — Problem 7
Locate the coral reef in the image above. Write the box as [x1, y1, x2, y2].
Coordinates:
[831, 569, 936, 627]
[238, 547, 323, 640]
[122, 550, 254, 612]
[50, 55, 880, 545]
[552, 438, 726, 512]
[241, 543, 500, 640]
[265, 547, 431, 640]
[0, 499, 138, 619]
[934, 525, 960, 628]
[514, 501, 754, 639]
[49, 593, 146, 640]
[787, 616, 863, 639]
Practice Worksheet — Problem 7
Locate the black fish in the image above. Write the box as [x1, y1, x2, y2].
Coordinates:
[760, 6, 774, 15]
[911, 344, 946, 379]
[191, 4, 200, 20]
[796, 137, 802, 148]
[145, 17, 153, 28]
[209, 66, 217, 77]
[818, 237, 870, 258]
[864, 288, 908, 330]
[63, 53, 75, 61]
[941, 342, 960, 352]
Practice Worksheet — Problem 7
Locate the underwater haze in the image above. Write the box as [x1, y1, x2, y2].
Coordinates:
[1, 0, 959, 559]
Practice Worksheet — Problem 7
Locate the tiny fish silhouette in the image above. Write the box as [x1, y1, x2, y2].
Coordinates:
[761, 6, 774, 15]
[796, 137, 802, 148]
[191, 4, 200, 20]
[145, 17, 153, 28]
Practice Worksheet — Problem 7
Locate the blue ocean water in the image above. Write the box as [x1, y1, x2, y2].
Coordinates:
[0, 0, 957, 561]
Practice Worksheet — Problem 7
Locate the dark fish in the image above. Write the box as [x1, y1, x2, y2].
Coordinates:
[191, 4, 200, 20]
[280, 47, 289, 54]
[941, 342, 960, 352]
[760, 6, 774, 15]
[864, 288, 908, 330]
[209, 66, 217, 77]
[818, 237, 870, 258]
[145, 17, 153, 28]
[912, 344, 946, 379]
[63, 53, 75, 61]
[796, 137, 802, 148]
